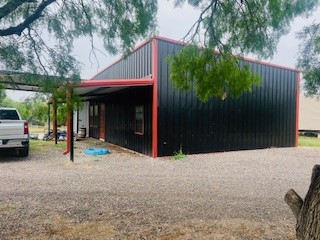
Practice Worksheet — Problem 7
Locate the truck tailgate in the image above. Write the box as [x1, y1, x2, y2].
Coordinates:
[0, 120, 25, 139]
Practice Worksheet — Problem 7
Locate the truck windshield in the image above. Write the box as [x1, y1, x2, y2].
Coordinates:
[0, 110, 20, 120]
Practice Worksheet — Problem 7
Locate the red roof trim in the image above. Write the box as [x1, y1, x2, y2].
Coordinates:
[154, 36, 299, 73]
[240, 56, 299, 73]
[153, 36, 186, 46]
[78, 78, 154, 88]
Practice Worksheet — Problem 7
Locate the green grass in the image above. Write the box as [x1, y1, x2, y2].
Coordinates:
[298, 136, 320, 147]
[30, 139, 66, 152]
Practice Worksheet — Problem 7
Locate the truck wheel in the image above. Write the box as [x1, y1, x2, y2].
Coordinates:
[19, 147, 29, 157]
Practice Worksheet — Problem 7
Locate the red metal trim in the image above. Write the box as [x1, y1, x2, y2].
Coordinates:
[78, 78, 153, 88]
[90, 38, 153, 80]
[240, 56, 299, 73]
[152, 38, 159, 158]
[153, 36, 186, 47]
[295, 71, 301, 147]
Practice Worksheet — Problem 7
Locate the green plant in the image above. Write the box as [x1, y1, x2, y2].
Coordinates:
[173, 146, 186, 160]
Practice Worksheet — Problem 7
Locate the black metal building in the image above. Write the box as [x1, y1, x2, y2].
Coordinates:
[76, 36, 300, 157]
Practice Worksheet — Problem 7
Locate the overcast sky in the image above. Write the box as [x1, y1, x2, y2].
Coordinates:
[6, 1, 320, 101]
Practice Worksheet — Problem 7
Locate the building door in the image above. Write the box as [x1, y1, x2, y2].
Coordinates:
[89, 105, 93, 137]
[93, 103, 99, 138]
[99, 103, 105, 140]
[89, 102, 100, 139]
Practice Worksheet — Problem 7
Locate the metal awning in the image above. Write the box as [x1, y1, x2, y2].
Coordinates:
[74, 78, 154, 100]
[0, 70, 42, 91]
[0, 70, 70, 92]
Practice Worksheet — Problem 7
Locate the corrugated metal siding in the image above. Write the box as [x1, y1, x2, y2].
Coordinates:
[157, 39, 298, 156]
[96, 86, 152, 156]
[94, 42, 152, 80]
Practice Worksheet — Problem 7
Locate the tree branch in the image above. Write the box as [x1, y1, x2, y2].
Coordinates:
[284, 189, 304, 220]
[0, 0, 56, 37]
[0, 0, 35, 20]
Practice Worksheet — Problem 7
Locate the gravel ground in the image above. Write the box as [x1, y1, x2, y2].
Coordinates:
[0, 139, 320, 239]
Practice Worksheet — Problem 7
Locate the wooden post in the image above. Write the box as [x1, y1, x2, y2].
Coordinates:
[70, 89, 74, 162]
[52, 97, 57, 144]
[285, 165, 320, 239]
[47, 103, 50, 134]
[63, 87, 74, 162]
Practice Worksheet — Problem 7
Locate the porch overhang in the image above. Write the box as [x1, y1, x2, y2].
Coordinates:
[74, 78, 154, 100]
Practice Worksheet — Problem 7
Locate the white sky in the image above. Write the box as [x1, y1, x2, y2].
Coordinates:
[6, 1, 320, 101]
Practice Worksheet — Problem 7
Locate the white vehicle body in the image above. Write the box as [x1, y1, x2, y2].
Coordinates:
[0, 107, 29, 157]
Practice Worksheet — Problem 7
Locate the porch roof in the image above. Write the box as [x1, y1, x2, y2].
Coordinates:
[75, 78, 154, 100]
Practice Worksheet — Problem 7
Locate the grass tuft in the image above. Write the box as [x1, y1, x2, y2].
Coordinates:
[173, 147, 186, 160]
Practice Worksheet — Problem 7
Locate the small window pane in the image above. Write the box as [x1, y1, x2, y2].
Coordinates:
[135, 105, 144, 134]
[90, 106, 93, 116]
[94, 105, 98, 116]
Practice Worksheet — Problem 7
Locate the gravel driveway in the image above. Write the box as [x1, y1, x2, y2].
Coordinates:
[1, 139, 320, 239]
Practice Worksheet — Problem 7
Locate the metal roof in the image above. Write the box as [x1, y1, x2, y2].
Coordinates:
[0, 70, 70, 92]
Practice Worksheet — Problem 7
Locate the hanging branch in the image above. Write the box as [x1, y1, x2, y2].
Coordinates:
[0, 0, 57, 36]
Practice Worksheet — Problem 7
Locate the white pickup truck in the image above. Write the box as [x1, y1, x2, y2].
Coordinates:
[0, 107, 29, 157]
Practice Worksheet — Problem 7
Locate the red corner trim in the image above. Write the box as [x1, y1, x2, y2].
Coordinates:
[295, 71, 301, 147]
[152, 38, 158, 158]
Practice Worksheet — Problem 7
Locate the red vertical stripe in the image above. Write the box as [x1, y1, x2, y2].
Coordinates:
[152, 38, 158, 158]
[295, 71, 301, 147]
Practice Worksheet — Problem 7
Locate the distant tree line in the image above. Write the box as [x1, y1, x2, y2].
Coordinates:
[0, 92, 67, 126]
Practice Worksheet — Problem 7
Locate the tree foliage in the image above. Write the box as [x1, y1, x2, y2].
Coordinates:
[0, 0, 157, 91]
[0, 86, 5, 104]
[297, 23, 320, 97]
[168, 46, 260, 101]
[170, 0, 320, 100]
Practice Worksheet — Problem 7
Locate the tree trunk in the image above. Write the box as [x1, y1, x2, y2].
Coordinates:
[285, 165, 320, 239]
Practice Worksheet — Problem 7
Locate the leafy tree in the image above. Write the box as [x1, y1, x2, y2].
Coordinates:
[0, 86, 6, 104]
[0, 0, 157, 92]
[297, 23, 320, 97]
[1, 96, 28, 118]
[24, 93, 49, 124]
[170, 0, 320, 100]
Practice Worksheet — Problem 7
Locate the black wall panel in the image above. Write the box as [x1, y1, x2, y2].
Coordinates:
[91, 86, 152, 156]
[157, 39, 298, 157]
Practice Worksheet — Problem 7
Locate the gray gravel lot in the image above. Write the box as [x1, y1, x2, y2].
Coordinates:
[0, 140, 320, 239]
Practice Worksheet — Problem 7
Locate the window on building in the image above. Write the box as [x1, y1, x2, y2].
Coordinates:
[135, 105, 144, 135]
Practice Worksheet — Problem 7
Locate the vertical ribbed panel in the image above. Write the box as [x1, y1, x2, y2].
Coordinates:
[91, 87, 152, 156]
[93, 42, 152, 80]
[157, 39, 298, 157]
